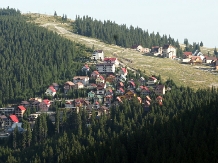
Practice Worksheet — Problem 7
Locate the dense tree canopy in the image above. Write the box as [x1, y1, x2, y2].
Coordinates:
[0, 8, 91, 105]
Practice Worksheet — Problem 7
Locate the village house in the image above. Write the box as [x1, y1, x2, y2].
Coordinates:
[96, 63, 116, 74]
[0, 107, 14, 116]
[104, 95, 113, 104]
[128, 80, 136, 90]
[147, 76, 157, 86]
[91, 50, 104, 60]
[138, 77, 146, 85]
[154, 85, 165, 95]
[106, 75, 116, 83]
[51, 83, 59, 91]
[116, 87, 125, 95]
[94, 95, 103, 103]
[64, 81, 75, 93]
[75, 82, 84, 89]
[4, 115, 19, 129]
[87, 83, 97, 90]
[119, 90, 136, 100]
[105, 89, 113, 96]
[20, 101, 30, 108]
[81, 64, 90, 72]
[140, 86, 150, 96]
[131, 45, 150, 53]
[15, 105, 26, 118]
[73, 76, 89, 86]
[45, 86, 56, 96]
[39, 99, 51, 112]
[96, 83, 106, 95]
[91, 71, 100, 79]
[98, 106, 110, 116]
[162, 44, 177, 59]
[64, 100, 75, 109]
[151, 46, 163, 56]
[156, 96, 163, 105]
[183, 52, 192, 59]
[104, 57, 119, 66]
[117, 74, 127, 82]
[119, 67, 128, 76]
[95, 75, 105, 84]
[203, 56, 217, 64]
[190, 56, 202, 65]
[0, 115, 8, 129]
[88, 91, 96, 99]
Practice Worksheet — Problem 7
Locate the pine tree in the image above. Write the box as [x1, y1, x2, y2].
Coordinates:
[200, 41, 203, 47]
[54, 11, 57, 17]
[55, 109, 60, 134]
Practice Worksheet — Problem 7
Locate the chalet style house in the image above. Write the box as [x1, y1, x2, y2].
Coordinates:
[91, 50, 104, 60]
[162, 44, 176, 59]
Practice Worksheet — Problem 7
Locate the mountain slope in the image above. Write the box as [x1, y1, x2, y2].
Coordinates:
[24, 13, 218, 90]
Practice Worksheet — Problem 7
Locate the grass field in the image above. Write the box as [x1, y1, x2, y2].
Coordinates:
[23, 13, 218, 90]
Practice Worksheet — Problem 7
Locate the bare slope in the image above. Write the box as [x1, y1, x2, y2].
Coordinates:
[24, 13, 218, 90]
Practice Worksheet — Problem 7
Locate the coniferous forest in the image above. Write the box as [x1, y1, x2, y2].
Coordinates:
[0, 8, 218, 163]
[0, 8, 93, 105]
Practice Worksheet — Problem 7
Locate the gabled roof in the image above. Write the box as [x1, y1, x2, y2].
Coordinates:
[145, 96, 151, 101]
[49, 86, 56, 92]
[141, 86, 149, 91]
[156, 96, 163, 100]
[119, 82, 124, 87]
[131, 45, 141, 49]
[121, 68, 127, 73]
[18, 105, 26, 111]
[128, 81, 135, 86]
[0, 115, 7, 120]
[149, 77, 157, 81]
[94, 50, 103, 53]
[10, 115, 19, 123]
[119, 87, 125, 92]
[43, 99, 50, 105]
[204, 56, 217, 60]
[76, 82, 83, 85]
[163, 44, 170, 49]
[183, 52, 192, 56]
[65, 81, 75, 86]
[99, 75, 105, 80]
[116, 97, 123, 103]
[137, 97, 142, 102]
[155, 85, 165, 90]
[104, 58, 117, 62]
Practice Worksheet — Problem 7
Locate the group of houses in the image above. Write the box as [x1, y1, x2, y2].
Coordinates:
[132, 44, 177, 59]
[182, 51, 218, 69]
[0, 49, 167, 133]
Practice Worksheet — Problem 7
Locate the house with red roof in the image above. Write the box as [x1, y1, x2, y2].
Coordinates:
[147, 76, 157, 85]
[15, 105, 26, 118]
[82, 64, 90, 72]
[91, 71, 100, 79]
[119, 67, 128, 76]
[96, 75, 105, 84]
[183, 52, 192, 59]
[45, 86, 56, 96]
[39, 99, 51, 112]
[128, 80, 136, 89]
[104, 57, 119, 66]
[203, 56, 217, 64]
[116, 87, 125, 95]
[51, 83, 59, 91]
[7, 115, 19, 128]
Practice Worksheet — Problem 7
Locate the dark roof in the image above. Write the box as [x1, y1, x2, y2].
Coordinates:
[131, 45, 140, 49]
[204, 56, 217, 60]
[155, 85, 165, 90]
[163, 44, 170, 49]
[94, 50, 103, 53]
[0, 115, 7, 120]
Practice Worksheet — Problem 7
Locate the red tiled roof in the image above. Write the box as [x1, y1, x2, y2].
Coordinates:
[65, 81, 75, 86]
[142, 86, 149, 91]
[10, 115, 19, 123]
[43, 99, 50, 105]
[156, 96, 163, 100]
[129, 81, 135, 86]
[104, 57, 117, 61]
[146, 96, 151, 101]
[119, 88, 125, 92]
[18, 105, 26, 111]
[99, 75, 105, 80]
[183, 52, 192, 56]
[117, 97, 122, 102]
[108, 89, 113, 93]
[49, 86, 56, 92]
[121, 68, 127, 73]
[137, 97, 142, 102]
[95, 101, 99, 105]
[77, 82, 83, 85]
[150, 77, 157, 81]
[119, 82, 124, 87]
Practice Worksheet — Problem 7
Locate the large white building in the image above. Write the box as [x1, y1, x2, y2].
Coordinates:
[162, 44, 177, 59]
[73, 76, 89, 86]
[96, 63, 116, 73]
[91, 50, 104, 60]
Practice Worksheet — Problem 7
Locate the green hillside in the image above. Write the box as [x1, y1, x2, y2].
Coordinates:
[0, 8, 91, 105]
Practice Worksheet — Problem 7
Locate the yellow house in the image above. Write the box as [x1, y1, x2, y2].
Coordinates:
[118, 90, 136, 100]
